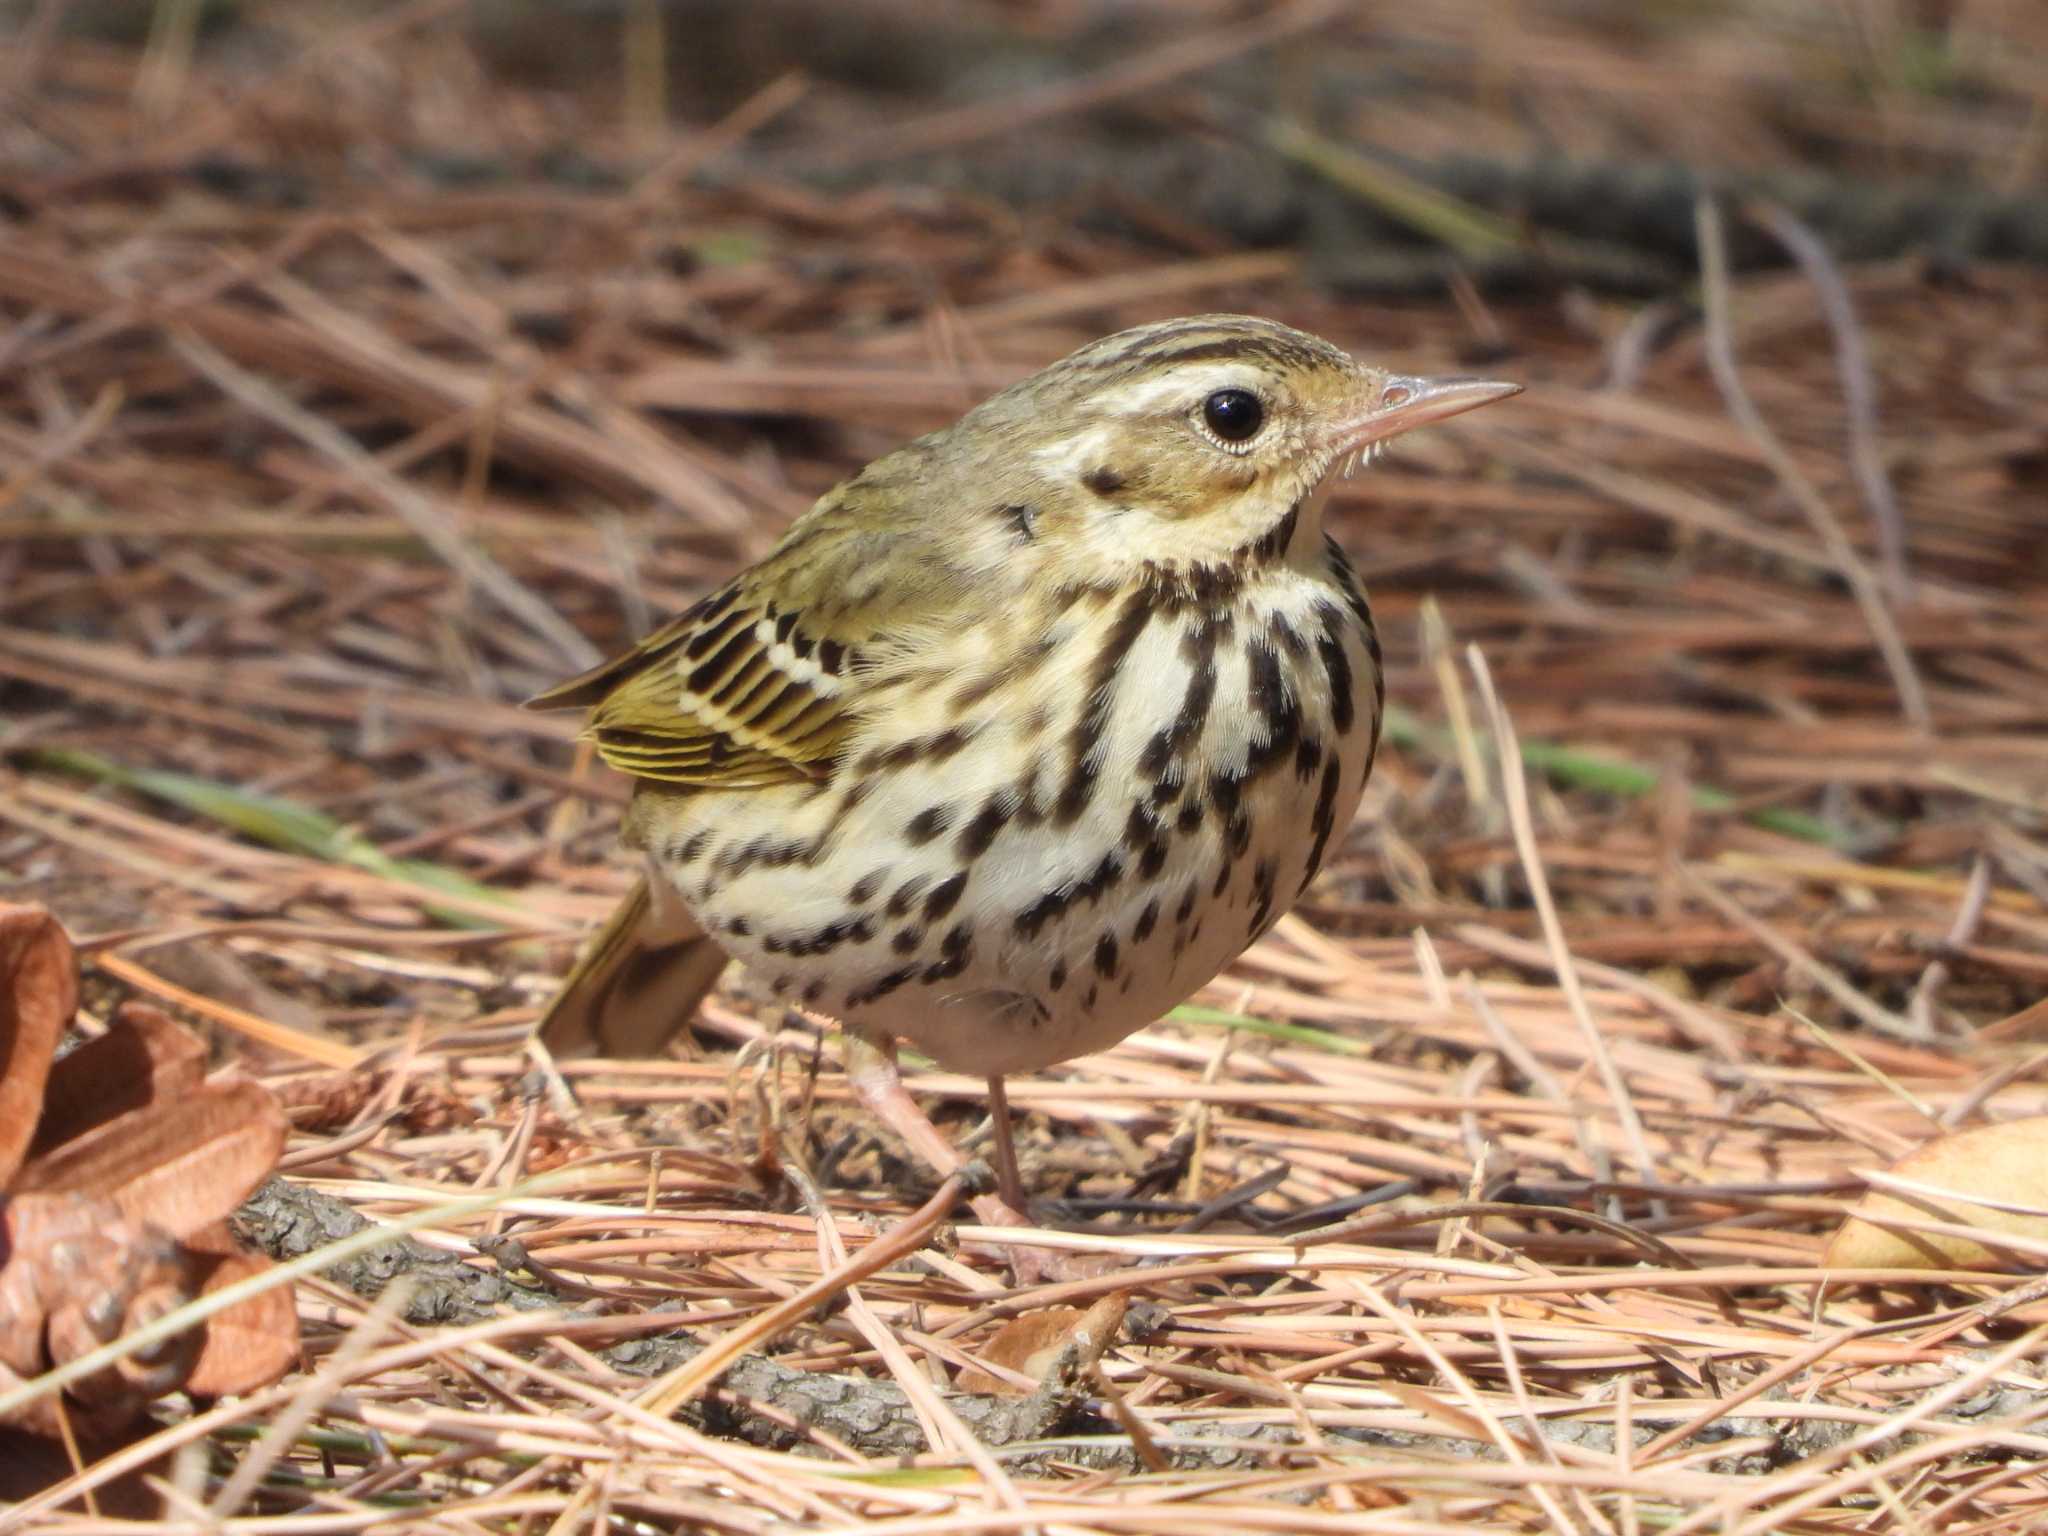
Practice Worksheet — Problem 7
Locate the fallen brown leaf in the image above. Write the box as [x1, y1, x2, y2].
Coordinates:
[30, 1001, 207, 1159]
[183, 1223, 301, 1399]
[15, 1077, 288, 1240]
[1825, 1116, 2048, 1270]
[954, 1307, 1087, 1396]
[0, 909, 299, 1456]
[0, 905, 74, 1184]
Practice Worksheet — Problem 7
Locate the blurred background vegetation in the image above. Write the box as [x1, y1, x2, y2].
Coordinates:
[2, 0, 2043, 985]
[4, 7, 2048, 1527]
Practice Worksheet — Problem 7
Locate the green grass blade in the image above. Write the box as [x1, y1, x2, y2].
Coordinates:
[1381, 705, 1854, 848]
[24, 746, 514, 926]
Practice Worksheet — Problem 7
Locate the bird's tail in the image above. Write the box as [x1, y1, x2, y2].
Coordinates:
[536, 874, 728, 1059]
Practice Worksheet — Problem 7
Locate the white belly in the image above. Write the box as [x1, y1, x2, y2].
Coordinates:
[633, 569, 1378, 1075]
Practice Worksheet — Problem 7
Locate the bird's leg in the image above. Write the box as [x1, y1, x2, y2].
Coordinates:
[843, 1031, 966, 1181]
[841, 1032, 1033, 1230]
[840, 1033, 1117, 1285]
[983, 1072, 1029, 1215]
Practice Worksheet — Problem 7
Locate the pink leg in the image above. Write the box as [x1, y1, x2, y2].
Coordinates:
[984, 1072, 1030, 1215]
[842, 1032, 1034, 1232]
[840, 1033, 1120, 1284]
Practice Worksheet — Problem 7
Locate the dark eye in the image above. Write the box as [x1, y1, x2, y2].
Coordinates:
[1202, 388, 1264, 443]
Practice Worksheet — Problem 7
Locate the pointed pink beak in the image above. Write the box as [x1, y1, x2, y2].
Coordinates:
[1334, 374, 1521, 450]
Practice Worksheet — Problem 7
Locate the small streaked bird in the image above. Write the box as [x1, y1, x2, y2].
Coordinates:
[531, 315, 1517, 1233]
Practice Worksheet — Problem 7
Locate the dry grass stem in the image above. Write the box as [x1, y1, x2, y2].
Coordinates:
[4, 5, 2044, 1529]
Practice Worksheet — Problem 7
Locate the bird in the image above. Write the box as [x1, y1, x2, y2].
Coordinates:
[529, 314, 1517, 1234]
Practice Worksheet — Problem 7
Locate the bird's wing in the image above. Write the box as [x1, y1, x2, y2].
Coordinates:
[526, 576, 864, 788]
[528, 429, 985, 789]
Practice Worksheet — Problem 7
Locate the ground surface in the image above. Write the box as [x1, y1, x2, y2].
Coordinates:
[2, 4, 2047, 1532]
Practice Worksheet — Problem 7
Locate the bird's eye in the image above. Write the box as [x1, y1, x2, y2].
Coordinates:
[1201, 388, 1264, 443]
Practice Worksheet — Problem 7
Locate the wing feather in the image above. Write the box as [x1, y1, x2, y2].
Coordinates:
[527, 442, 980, 790]
[525, 582, 860, 788]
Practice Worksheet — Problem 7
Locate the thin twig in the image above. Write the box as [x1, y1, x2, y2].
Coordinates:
[1469, 646, 1664, 1214]
[808, 0, 1346, 169]
[1679, 864, 1923, 1043]
[167, 332, 600, 673]
[1694, 195, 1930, 731]
[1745, 199, 1913, 603]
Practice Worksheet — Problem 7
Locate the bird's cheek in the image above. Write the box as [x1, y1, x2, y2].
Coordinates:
[1151, 460, 1258, 520]
[1211, 457, 1262, 497]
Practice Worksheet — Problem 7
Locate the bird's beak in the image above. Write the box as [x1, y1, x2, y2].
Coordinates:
[1334, 374, 1522, 451]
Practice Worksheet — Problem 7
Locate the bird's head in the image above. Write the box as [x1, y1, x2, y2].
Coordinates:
[947, 314, 1519, 586]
